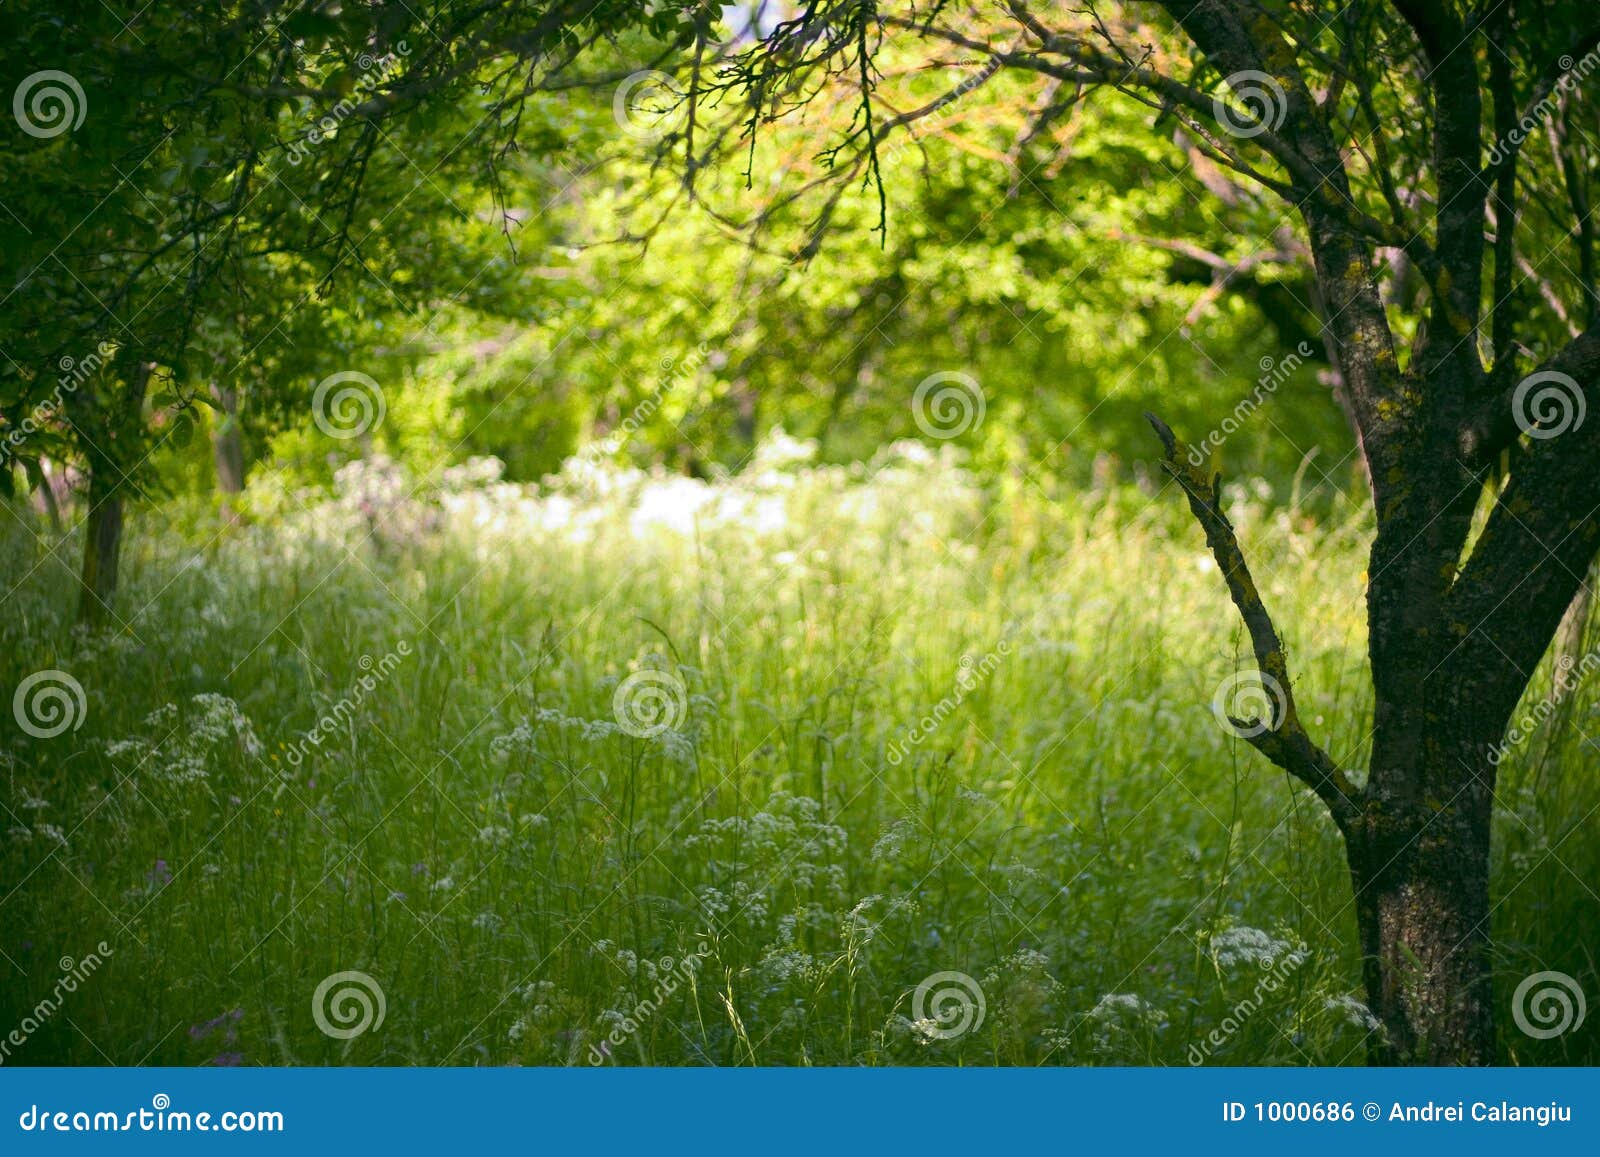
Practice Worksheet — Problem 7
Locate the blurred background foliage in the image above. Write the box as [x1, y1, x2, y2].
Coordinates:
[98, 27, 1358, 506]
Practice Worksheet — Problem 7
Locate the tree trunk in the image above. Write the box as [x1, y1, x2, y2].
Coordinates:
[77, 467, 125, 626]
[210, 381, 245, 521]
[76, 356, 151, 626]
[1148, 416, 1509, 1064]
[1346, 733, 1495, 1064]
[23, 458, 62, 531]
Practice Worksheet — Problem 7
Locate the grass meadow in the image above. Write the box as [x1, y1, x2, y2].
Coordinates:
[3, 438, 1596, 1065]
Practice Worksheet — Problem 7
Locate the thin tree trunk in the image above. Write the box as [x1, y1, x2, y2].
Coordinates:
[77, 467, 125, 625]
[77, 358, 151, 626]
[734, 381, 757, 449]
[23, 458, 62, 531]
[210, 381, 245, 522]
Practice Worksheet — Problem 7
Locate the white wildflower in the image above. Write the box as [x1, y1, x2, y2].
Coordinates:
[1088, 992, 1154, 1020]
[1210, 924, 1292, 970]
[1324, 994, 1381, 1031]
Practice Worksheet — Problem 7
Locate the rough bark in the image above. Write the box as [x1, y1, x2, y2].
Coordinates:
[914, 0, 1600, 1066]
[1138, 0, 1600, 1065]
[1349, 727, 1497, 1065]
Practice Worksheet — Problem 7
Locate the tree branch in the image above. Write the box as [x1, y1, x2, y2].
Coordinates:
[1459, 326, 1600, 463]
[1146, 412, 1361, 828]
[1154, 0, 1405, 486]
[1390, 0, 1487, 386]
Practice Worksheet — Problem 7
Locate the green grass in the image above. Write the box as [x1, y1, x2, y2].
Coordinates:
[2, 442, 1595, 1065]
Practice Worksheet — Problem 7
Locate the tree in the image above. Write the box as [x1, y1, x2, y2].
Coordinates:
[0, 0, 680, 622]
[662, 1, 1600, 1063]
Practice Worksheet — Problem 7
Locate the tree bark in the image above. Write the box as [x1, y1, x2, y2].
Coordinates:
[1120, 0, 1600, 1068]
[1347, 730, 1495, 1065]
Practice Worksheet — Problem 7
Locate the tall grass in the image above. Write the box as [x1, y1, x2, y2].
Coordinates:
[1, 437, 1594, 1065]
